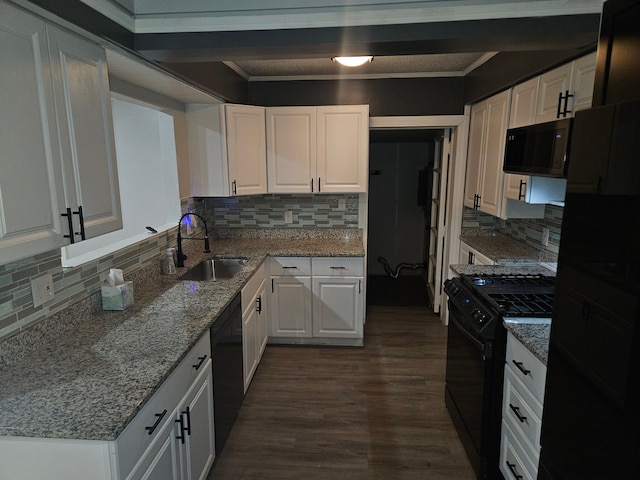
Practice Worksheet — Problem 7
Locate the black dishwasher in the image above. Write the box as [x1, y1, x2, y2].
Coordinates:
[210, 293, 243, 456]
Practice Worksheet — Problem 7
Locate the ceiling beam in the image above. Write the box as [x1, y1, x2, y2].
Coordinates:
[135, 15, 600, 63]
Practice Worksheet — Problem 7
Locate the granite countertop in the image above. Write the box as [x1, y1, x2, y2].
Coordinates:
[460, 229, 557, 264]
[450, 264, 556, 276]
[0, 235, 365, 441]
[504, 321, 551, 365]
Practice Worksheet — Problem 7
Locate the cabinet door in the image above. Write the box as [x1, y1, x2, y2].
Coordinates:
[266, 106, 316, 193]
[127, 413, 179, 480]
[536, 63, 573, 124]
[0, 3, 68, 263]
[225, 104, 267, 196]
[316, 105, 368, 193]
[270, 276, 313, 337]
[509, 77, 539, 129]
[180, 363, 215, 480]
[479, 90, 510, 217]
[257, 281, 268, 356]
[312, 277, 363, 338]
[464, 100, 487, 209]
[47, 25, 122, 239]
[571, 52, 597, 114]
[243, 301, 259, 392]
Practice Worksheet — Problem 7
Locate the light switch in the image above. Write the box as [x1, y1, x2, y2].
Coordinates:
[31, 273, 55, 308]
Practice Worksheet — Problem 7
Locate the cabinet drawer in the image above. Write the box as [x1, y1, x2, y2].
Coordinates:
[116, 331, 211, 478]
[500, 420, 538, 480]
[312, 257, 364, 276]
[270, 257, 311, 276]
[503, 365, 543, 454]
[506, 333, 546, 403]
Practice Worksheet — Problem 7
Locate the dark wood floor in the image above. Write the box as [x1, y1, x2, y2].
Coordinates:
[208, 305, 475, 480]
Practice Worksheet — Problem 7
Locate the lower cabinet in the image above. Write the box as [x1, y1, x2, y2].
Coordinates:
[500, 332, 546, 480]
[241, 260, 268, 392]
[118, 332, 215, 480]
[269, 256, 364, 345]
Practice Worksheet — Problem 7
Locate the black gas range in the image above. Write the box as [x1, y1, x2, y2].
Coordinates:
[443, 273, 555, 480]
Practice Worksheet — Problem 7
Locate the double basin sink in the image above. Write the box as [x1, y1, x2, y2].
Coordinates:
[180, 257, 248, 281]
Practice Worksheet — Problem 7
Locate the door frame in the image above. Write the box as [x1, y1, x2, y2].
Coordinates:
[367, 112, 471, 324]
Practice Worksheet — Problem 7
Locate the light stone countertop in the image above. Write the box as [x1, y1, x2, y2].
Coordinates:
[0, 235, 364, 441]
[504, 322, 551, 365]
[460, 229, 557, 264]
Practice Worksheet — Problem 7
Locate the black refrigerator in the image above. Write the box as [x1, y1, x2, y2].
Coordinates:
[538, 1, 640, 478]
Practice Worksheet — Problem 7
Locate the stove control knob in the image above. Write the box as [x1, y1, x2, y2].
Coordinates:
[472, 309, 487, 325]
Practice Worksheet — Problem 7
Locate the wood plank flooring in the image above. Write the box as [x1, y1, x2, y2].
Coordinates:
[208, 305, 475, 480]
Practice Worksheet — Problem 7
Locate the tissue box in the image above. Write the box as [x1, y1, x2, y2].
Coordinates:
[101, 281, 134, 310]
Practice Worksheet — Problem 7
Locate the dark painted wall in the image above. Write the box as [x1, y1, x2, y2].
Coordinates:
[250, 77, 465, 116]
[161, 62, 249, 104]
[464, 48, 596, 104]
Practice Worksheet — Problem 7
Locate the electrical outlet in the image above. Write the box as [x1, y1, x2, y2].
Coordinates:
[284, 210, 293, 224]
[338, 199, 347, 211]
[542, 227, 550, 246]
[31, 273, 55, 308]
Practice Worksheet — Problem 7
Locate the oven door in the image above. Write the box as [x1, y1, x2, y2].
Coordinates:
[445, 300, 494, 477]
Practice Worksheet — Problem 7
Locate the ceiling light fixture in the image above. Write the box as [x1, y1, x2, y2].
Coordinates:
[332, 56, 373, 67]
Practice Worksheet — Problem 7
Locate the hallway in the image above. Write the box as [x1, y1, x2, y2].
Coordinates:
[208, 305, 475, 480]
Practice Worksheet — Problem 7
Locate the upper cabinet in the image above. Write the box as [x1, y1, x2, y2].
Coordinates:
[536, 52, 597, 124]
[267, 105, 369, 193]
[188, 103, 267, 197]
[464, 90, 511, 217]
[0, 1, 122, 264]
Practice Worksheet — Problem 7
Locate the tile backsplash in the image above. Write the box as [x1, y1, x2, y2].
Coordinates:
[462, 204, 564, 256]
[197, 194, 360, 229]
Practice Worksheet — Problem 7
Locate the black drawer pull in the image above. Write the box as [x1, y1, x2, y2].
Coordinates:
[509, 403, 528, 423]
[282, 266, 298, 269]
[512, 360, 531, 375]
[145, 409, 167, 435]
[506, 461, 523, 480]
[329, 266, 346, 269]
[256, 295, 262, 313]
[193, 355, 207, 370]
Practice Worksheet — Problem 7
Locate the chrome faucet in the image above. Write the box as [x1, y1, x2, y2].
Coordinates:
[176, 212, 210, 268]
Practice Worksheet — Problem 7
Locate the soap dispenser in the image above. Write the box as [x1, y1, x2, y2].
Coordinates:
[161, 248, 176, 274]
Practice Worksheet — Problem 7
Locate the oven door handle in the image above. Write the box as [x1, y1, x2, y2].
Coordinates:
[450, 313, 486, 354]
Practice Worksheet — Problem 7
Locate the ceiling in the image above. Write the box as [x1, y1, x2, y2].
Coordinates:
[92, 0, 605, 82]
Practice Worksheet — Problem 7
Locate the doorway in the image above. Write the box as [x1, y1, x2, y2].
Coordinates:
[367, 129, 444, 306]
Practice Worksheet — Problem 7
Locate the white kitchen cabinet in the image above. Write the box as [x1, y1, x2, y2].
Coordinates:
[459, 241, 495, 266]
[500, 332, 547, 480]
[536, 52, 596, 124]
[0, 2, 122, 264]
[268, 257, 364, 344]
[316, 105, 369, 193]
[311, 258, 364, 339]
[464, 90, 510, 217]
[241, 260, 267, 392]
[187, 103, 267, 197]
[266, 106, 317, 193]
[266, 105, 369, 193]
[269, 257, 313, 338]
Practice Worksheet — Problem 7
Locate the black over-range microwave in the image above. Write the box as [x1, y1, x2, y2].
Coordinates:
[503, 118, 572, 178]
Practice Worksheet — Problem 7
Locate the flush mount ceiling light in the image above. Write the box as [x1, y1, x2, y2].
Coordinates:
[332, 56, 373, 67]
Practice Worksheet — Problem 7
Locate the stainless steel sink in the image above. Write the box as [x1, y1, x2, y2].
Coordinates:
[180, 257, 247, 281]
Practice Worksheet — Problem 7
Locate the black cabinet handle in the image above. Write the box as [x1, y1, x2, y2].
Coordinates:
[329, 266, 346, 270]
[509, 403, 528, 423]
[145, 409, 167, 435]
[358, 279, 361, 294]
[176, 407, 191, 444]
[557, 90, 574, 118]
[518, 180, 526, 201]
[61, 208, 75, 244]
[256, 295, 262, 313]
[318, 177, 321, 192]
[176, 414, 186, 444]
[185, 406, 191, 436]
[232, 180, 237, 195]
[192, 355, 207, 370]
[512, 360, 531, 375]
[73, 205, 86, 240]
[310, 178, 314, 192]
[271, 278, 274, 293]
[506, 461, 523, 480]
[282, 266, 298, 269]
[476, 195, 481, 209]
